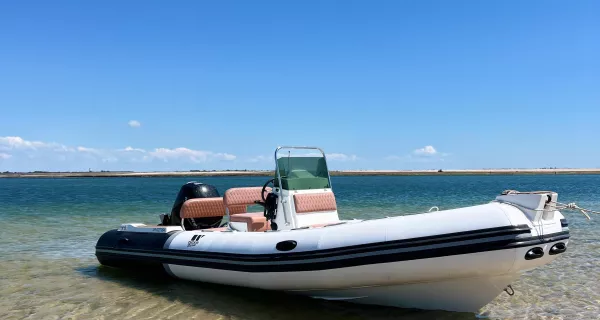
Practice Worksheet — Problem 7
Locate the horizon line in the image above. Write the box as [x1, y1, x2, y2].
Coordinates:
[3, 168, 600, 178]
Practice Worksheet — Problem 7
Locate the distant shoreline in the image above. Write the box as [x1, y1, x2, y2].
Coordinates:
[2, 169, 600, 178]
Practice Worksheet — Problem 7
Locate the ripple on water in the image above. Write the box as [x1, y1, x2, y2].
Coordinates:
[1, 175, 600, 319]
[1, 258, 481, 320]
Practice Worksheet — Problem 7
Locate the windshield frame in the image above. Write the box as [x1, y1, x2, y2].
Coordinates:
[274, 146, 333, 191]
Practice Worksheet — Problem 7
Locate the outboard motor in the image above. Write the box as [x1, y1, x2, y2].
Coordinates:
[162, 181, 221, 229]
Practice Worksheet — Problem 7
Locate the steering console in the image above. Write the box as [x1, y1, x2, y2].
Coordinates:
[254, 178, 279, 230]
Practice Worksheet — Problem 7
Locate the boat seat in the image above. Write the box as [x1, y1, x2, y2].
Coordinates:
[292, 192, 340, 228]
[179, 197, 226, 230]
[293, 192, 337, 214]
[202, 226, 229, 232]
[230, 213, 270, 232]
[224, 187, 272, 232]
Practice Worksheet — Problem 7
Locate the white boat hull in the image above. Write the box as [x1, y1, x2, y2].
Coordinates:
[95, 148, 572, 312]
[96, 201, 570, 312]
[299, 274, 520, 312]
[163, 237, 566, 312]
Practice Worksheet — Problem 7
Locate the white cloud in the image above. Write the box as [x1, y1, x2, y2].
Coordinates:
[215, 153, 237, 161]
[0, 136, 76, 154]
[75, 146, 118, 163]
[0, 136, 54, 149]
[149, 147, 236, 163]
[247, 155, 271, 163]
[300, 152, 358, 161]
[121, 146, 146, 153]
[386, 145, 448, 162]
[413, 145, 437, 156]
[384, 154, 446, 163]
[326, 153, 358, 161]
[150, 148, 210, 163]
[77, 146, 101, 154]
[128, 120, 141, 128]
[248, 152, 357, 166]
[53, 145, 75, 152]
[384, 155, 403, 161]
[0, 136, 237, 170]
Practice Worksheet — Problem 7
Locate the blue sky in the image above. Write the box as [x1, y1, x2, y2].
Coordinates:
[0, 1, 598, 171]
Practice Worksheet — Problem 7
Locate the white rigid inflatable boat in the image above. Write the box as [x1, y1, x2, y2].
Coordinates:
[95, 146, 570, 312]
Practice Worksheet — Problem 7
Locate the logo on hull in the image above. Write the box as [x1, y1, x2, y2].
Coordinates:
[187, 234, 205, 247]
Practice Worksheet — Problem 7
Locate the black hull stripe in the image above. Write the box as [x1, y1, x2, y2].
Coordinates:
[97, 225, 533, 261]
[101, 234, 524, 266]
[97, 231, 569, 265]
[96, 232, 569, 273]
[99, 230, 540, 263]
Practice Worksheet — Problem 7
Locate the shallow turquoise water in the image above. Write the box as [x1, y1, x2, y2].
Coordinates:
[1, 175, 599, 319]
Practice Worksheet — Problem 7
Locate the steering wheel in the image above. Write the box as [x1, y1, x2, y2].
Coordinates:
[261, 178, 275, 202]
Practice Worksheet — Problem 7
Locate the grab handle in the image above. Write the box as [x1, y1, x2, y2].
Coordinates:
[524, 247, 544, 260]
[549, 242, 567, 255]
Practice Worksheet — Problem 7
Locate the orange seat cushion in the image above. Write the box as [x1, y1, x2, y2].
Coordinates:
[293, 192, 337, 214]
[180, 198, 225, 219]
[204, 227, 229, 232]
[224, 187, 271, 207]
[230, 212, 270, 232]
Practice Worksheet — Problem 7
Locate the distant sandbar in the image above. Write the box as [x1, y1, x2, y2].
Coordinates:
[2, 168, 600, 178]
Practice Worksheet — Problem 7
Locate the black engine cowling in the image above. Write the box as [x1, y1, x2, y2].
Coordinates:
[163, 181, 221, 229]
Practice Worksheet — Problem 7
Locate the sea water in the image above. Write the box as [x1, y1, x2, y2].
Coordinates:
[1, 175, 599, 319]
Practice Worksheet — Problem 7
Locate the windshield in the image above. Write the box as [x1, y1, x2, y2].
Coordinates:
[275, 149, 331, 190]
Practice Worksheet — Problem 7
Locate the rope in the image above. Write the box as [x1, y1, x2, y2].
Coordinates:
[502, 190, 555, 195]
[549, 202, 600, 220]
[500, 190, 600, 220]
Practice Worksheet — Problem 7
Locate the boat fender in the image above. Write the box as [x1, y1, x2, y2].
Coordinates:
[276, 240, 297, 251]
[549, 242, 567, 255]
[524, 247, 544, 260]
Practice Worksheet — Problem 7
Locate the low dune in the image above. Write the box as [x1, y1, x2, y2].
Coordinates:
[2, 168, 600, 178]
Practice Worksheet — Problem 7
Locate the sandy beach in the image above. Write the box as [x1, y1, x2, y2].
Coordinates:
[2, 168, 600, 178]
